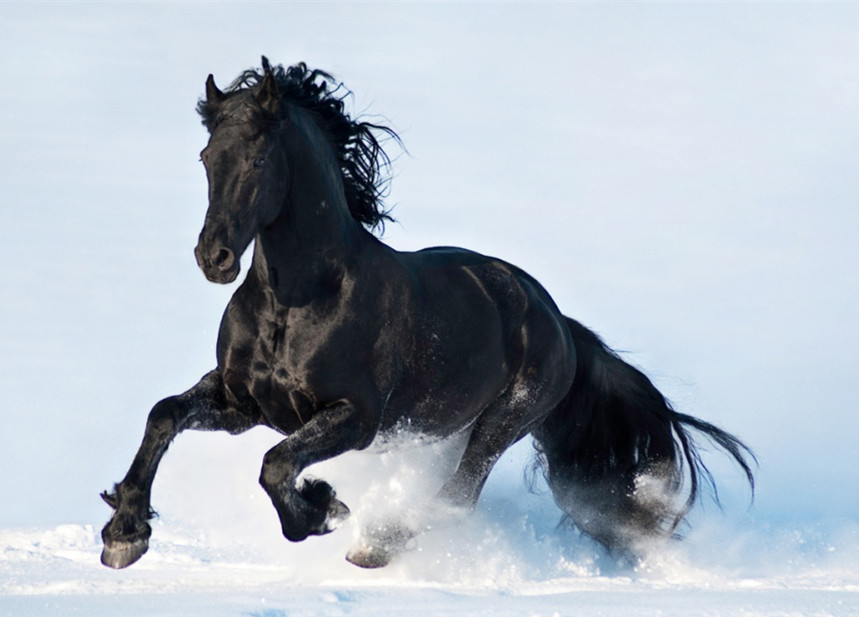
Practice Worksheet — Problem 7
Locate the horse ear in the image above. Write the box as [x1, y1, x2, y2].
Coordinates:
[258, 64, 279, 114]
[205, 74, 224, 103]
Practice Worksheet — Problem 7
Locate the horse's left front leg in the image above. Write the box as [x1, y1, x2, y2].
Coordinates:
[259, 399, 377, 543]
[101, 370, 260, 569]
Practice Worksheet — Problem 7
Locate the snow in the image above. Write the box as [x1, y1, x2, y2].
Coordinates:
[2, 516, 857, 616]
[2, 439, 858, 616]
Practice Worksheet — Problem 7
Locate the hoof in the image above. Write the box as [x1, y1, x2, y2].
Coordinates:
[297, 477, 351, 535]
[101, 537, 149, 569]
[345, 522, 413, 569]
[345, 543, 396, 569]
[322, 498, 351, 533]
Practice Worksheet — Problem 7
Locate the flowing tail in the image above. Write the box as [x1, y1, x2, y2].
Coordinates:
[531, 317, 756, 557]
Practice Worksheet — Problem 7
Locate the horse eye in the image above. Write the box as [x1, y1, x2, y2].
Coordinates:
[253, 157, 265, 168]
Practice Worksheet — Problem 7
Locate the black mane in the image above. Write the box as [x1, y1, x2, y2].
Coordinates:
[197, 60, 399, 232]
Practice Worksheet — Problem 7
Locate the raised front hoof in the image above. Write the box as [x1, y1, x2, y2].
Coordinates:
[284, 499, 350, 540]
[281, 478, 351, 542]
[321, 498, 351, 532]
[101, 537, 149, 569]
[301, 478, 351, 533]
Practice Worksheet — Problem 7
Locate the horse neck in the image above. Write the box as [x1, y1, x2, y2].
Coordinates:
[253, 110, 370, 308]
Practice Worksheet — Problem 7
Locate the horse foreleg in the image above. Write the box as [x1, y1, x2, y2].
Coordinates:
[100, 370, 259, 569]
[259, 399, 375, 543]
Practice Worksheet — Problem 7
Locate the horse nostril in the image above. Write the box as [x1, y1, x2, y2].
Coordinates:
[213, 247, 235, 272]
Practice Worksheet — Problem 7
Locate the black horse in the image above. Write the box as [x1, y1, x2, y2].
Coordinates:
[101, 58, 755, 570]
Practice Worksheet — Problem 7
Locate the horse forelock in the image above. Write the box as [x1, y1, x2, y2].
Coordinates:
[196, 61, 401, 233]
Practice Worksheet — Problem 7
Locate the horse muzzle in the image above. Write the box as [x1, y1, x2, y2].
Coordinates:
[195, 238, 240, 284]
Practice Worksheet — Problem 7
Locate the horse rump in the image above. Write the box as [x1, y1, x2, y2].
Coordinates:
[530, 317, 756, 559]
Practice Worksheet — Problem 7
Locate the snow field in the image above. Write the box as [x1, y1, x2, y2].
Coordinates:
[2, 438, 857, 616]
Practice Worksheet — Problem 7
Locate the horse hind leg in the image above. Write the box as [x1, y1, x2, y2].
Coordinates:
[538, 459, 681, 561]
[100, 370, 260, 569]
[532, 317, 756, 562]
[532, 388, 685, 561]
[345, 387, 550, 569]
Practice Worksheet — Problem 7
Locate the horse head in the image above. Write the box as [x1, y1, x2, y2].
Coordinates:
[194, 59, 398, 287]
[194, 59, 288, 284]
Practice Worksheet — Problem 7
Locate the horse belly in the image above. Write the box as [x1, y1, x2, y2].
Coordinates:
[383, 322, 510, 438]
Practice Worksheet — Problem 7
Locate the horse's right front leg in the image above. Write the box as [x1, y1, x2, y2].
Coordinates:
[100, 370, 260, 569]
[259, 398, 377, 543]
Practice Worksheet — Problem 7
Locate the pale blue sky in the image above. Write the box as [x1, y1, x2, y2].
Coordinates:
[1, 3, 857, 529]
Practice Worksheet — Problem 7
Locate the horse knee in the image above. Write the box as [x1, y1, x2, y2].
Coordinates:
[146, 397, 181, 441]
[259, 450, 293, 492]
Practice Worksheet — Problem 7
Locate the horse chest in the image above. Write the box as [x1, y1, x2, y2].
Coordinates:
[242, 309, 340, 429]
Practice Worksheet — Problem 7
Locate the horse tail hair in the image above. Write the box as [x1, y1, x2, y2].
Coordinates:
[531, 317, 756, 556]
